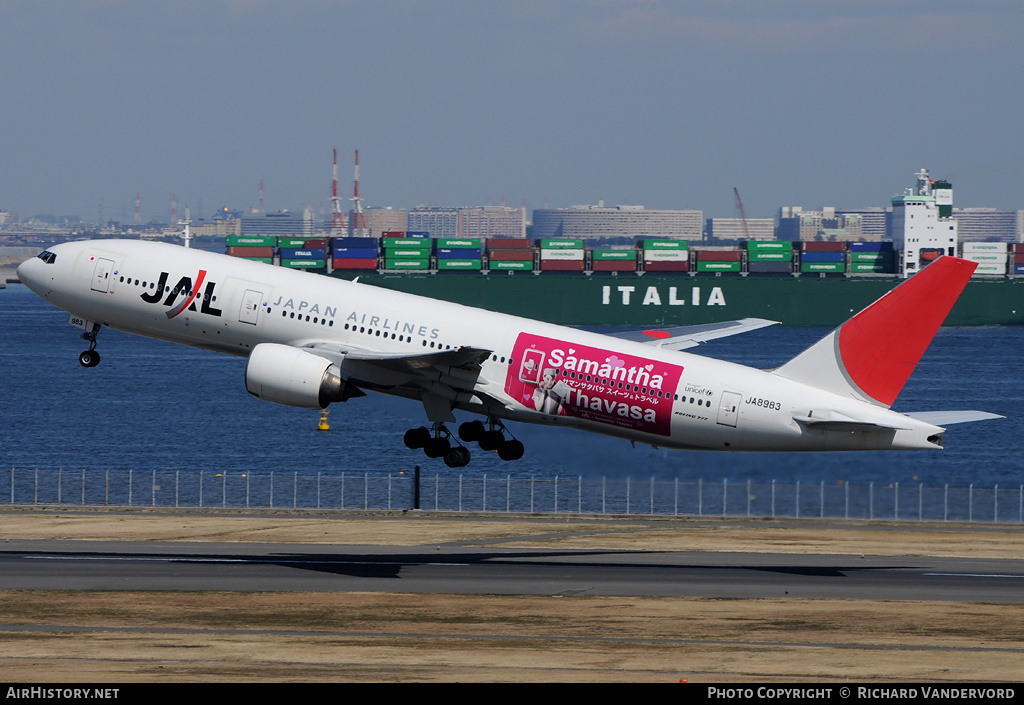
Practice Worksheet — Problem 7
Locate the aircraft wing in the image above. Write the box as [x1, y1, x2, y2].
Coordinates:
[607, 318, 779, 351]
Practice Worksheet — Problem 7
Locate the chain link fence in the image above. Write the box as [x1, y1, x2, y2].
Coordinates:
[4, 467, 1023, 524]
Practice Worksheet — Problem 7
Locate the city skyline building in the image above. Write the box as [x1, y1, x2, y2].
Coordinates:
[531, 204, 703, 242]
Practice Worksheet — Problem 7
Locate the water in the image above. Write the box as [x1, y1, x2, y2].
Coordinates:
[1, 283, 1021, 488]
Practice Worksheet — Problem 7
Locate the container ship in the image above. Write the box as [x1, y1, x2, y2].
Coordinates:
[222, 170, 1024, 327]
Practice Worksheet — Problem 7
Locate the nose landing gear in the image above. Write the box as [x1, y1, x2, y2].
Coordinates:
[78, 324, 101, 368]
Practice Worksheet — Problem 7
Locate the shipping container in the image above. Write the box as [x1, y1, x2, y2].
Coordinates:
[540, 260, 586, 271]
[486, 238, 533, 249]
[387, 248, 433, 258]
[962, 253, 1008, 263]
[848, 241, 894, 252]
[437, 248, 483, 259]
[747, 261, 793, 274]
[240, 257, 274, 265]
[591, 249, 637, 261]
[278, 238, 327, 249]
[961, 242, 1007, 253]
[800, 251, 846, 263]
[405, 231, 431, 238]
[592, 260, 638, 272]
[226, 235, 276, 247]
[540, 248, 585, 260]
[849, 251, 895, 263]
[747, 251, 794, 262]
[1014, 263, 1024, 274]
[696, 261, 742, 272]
[800, 241, 847, 252]
[436, 259, 483, 271]
[800, 262, 845, 273]
[539, 239, 585, 249]
[850, 263, 897, 274]
[383, 238, 433, 249]
[227, 246, 274, 258]
[332, 258, 379, 270]
[384, 258, 431, 270]
[279, 248, 326, 260]
[695, 250, 742, 262]
[641, 239, 689, 250]
[746, 241, 792, 252]
[381, 231, 406, 237]
[332, 236, 378, 248]
[642, 261, 690, 272]
[488, 260, 534, 271]
[331, 247, 379, 259]
[972, 263, 1007, 276]
[436, 238, 482, 249]
[642, 250, 690, 261]
[487, 249, 534, 261]
[281, 259, 326, 269]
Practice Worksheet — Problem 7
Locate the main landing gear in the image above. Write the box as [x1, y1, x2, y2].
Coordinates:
[457, 419, 524, 461]
[403, 418, 525, 468]
[78, 324, 101, 368]
[403, 423, 471, 468]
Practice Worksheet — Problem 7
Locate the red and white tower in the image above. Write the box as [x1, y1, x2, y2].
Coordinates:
[350, 149, 368, 237]
[330, 148, 345, 234]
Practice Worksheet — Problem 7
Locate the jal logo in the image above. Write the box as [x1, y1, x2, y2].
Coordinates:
[140, 270, 223, 319]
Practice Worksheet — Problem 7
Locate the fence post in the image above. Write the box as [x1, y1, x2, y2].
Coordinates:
[944, 484, 948, 521]
[482, 474, 487, 512]
[698, 478, 703, 516]
[869, 481, 874, 519]
[722, 478, 727, 517]
[844, 481, 849, 519]
[626, 476, 631, 515]
[293, 471, 298, 509]
[650, 476, 655, 515]
[994, 484, 998, 523]
[969, 484, 974, 522]
[747, 479, 752, 517]
[820, 480, 824, 518]
[128, 469, 133, 507]
[602, 476, 606, 514]
[152, 468, 156, 506]
[796, 480, 800, 519]
[554, 475, 559, 513]
[578, 476, 582, 514]
[771, 479, 776, 518]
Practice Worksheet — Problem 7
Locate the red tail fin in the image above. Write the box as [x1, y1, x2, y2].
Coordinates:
[774, 257, 976, 407]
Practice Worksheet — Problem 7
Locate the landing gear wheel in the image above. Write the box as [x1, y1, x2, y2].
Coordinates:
[423, 436, 451, 459]
[79, 350, 100, 368]
[497, 439, 524, 461]
[403, 426, 431, 449]
[443, 446, 471, 468]
[478, 429, 504, 452]
[458, 420, 485, 442]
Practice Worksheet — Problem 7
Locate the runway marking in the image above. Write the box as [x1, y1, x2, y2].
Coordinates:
[924, 573, 1024, 578]
[20, 555, 472, 566]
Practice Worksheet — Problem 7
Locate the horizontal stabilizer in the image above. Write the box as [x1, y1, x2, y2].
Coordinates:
[611, 318, 778, 351]
[904, 410, 1005, 426]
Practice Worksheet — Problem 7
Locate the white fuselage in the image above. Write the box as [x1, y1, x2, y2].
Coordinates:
[17, 240, 946, 452]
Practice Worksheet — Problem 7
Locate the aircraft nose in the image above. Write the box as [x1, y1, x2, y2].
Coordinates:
[17, 256, 48, 296]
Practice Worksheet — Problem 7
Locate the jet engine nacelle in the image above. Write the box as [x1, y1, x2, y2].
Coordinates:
[245, 343, 359, 409]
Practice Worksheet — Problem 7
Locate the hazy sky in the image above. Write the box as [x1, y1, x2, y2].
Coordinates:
[2, 0, 1023, 222]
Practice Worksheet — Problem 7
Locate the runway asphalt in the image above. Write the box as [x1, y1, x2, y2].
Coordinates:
[3, 539, 1023, 602]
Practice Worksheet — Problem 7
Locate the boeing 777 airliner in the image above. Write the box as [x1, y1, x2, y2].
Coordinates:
[17, 240, 1001, 467]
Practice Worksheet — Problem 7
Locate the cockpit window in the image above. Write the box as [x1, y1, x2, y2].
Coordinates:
[37, 251, 57, 264]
